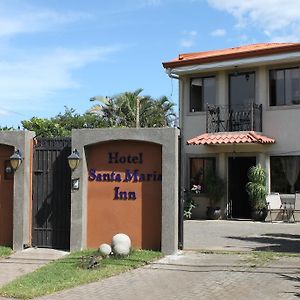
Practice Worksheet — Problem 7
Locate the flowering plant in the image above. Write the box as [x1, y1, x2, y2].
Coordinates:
[191, 184, 202, 194]
[183, 184, 202, 219]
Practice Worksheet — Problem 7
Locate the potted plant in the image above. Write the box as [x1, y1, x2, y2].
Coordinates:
[205, 173, 225, 220]
[245, 164, 268, 221]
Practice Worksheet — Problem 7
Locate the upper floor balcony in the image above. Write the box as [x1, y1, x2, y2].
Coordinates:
[206, 103, 262, 133]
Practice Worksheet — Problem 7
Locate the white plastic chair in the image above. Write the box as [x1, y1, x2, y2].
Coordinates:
[280, 194, 296, 222]
[266, 193, 281, 222]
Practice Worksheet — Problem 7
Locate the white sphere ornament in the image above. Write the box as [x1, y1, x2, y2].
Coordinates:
[113, 243, 130, 256]
[112, 233, 131, 249]
[98, 243, 112, 258]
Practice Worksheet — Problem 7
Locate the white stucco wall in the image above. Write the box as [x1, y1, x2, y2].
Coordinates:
[179, 56, 300, 218]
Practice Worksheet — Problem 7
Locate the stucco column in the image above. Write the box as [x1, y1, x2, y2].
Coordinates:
[217, 153, 227, 215]
[258, 66, 267, 108]
[70, 146, 88, 251]
[161, 130, 179, 254]
[258, 152, 270, 193]
[218, 71, 226, 106]
[258, 152, 267, 169]
[0, 131, 35, 251]
[13, 132, 35, 250]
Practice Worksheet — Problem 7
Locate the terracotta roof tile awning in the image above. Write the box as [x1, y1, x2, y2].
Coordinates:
[187, 131, 275, 146]
[163, 42, 300, 68]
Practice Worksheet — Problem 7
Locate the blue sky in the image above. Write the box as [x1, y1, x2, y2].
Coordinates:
[0, 0, 299, 127]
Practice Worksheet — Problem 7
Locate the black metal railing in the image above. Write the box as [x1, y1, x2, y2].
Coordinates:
[206, 103, 262, 133]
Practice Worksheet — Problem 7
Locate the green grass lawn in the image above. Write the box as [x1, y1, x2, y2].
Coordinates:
[0, 246, 12, 257]
[0, 249, 162, 299]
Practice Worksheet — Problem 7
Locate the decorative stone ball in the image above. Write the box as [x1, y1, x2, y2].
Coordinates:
[112, 233, 131, 249]
[98, 243, 112, 258]
[113, 243, 130, 256]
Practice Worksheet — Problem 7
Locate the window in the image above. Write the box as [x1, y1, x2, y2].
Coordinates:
[190, 77, 216, 112]
[190, 157, 215, 192]
[270, 156, 300, 193]
[270, 67, 300, 106]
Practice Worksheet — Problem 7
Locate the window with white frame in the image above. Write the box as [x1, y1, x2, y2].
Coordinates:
[270, 67, 300, 106]
[190, 76, 216, 112]
[270, 156, 300, 193]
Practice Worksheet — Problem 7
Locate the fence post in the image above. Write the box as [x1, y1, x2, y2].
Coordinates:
[260, 104, 263, 132]
[251, 102, 254, 130]
[206, 104, 208, 133]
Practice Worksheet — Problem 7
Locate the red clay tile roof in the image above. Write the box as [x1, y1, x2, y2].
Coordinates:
[163, 43, 300, 68]
[187, 131, 275, 145]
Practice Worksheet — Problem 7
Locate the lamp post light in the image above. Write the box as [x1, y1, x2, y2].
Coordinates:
[10, 149, 23, 172]
[68, 149, 80, 171]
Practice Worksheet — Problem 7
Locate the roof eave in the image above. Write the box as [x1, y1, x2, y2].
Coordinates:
[162, 44, 300, 69]
[163, 50, 300, 76]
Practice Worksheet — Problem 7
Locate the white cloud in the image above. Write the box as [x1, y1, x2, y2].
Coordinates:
[0, 2, 120, 118]
[0, 46, 121, 114]
[211, 28, 227, 37]
[180, 30, 198, 48]
[0, 3, 90, 38]
[180, 39, 194, 48]
[207, 0, 300, 41]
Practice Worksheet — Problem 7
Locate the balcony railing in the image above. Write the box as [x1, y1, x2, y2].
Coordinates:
[206, 103, 262, 133]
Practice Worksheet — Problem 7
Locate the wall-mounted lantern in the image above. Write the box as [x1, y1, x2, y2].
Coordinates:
[68, 149, 80, 171]
[10, 149, 23, 172]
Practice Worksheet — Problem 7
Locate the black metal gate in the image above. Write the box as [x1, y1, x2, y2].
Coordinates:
[32, 138, 71, 250]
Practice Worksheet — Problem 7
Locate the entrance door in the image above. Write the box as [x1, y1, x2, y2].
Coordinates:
[32, 138, 71, 250]
[228, 157, 256, 219]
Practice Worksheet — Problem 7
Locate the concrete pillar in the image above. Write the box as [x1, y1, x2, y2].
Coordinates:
[70, 146, 88, 251]
[218, 153, 227, 215]
[257, 152, 270, 193]
[258, 152, 267, 169]
[266, 155, 271, 193]
[257, 66, 267, 107]
[0, 130, 35, 251]
[218, 71, 226, 106]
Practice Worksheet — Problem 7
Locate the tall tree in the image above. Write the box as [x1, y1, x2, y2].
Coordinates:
[20, 90, 177, 137]
[21, 107, 107, 137]
[89, 89, 176, 128]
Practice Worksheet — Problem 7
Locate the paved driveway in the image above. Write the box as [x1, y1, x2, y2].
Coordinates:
[36, 251, 300, 300]
[35, 217, 300, 300]
[2, 221, 300, 299]
[184, 220, 300, 253]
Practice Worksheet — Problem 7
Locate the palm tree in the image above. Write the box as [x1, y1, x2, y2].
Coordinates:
[88, 89, 176, 128]
[145, 96, 177, 127]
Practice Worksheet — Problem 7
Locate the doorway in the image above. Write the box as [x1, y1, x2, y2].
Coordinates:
[229, 72, 255, 107]
[32, 138, 71, 250]
[228, 156, 256, 219]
